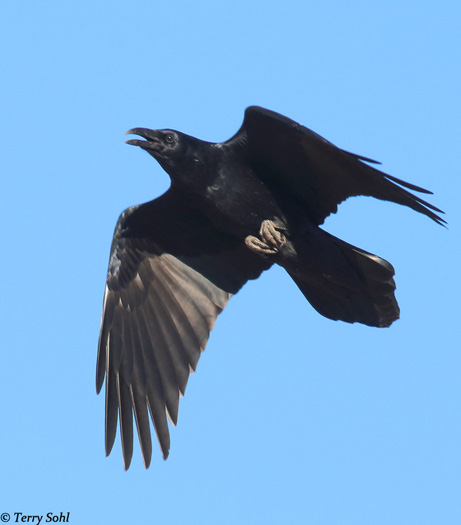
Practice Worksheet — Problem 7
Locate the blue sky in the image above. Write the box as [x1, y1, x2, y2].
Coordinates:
[2, 1, 460, 523]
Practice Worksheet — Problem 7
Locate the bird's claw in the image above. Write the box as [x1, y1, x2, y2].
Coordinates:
[245, 235, 278, 256]
[245, 219, 287, 258]
[260, 219, 287, 249]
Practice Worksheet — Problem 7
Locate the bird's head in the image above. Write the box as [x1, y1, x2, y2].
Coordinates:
[125, 128, 205, 186]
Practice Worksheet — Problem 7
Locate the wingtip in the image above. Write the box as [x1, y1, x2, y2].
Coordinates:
[96, 375, 104, 395]
[143, 454, 152, 469]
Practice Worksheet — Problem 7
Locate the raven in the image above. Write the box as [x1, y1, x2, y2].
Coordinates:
[97, 106, 444, 469]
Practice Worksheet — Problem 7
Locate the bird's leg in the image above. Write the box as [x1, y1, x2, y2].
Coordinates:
[245, 218, 287, 257]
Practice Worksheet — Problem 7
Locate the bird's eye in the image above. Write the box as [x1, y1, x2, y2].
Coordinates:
[165, 134, 175, 144]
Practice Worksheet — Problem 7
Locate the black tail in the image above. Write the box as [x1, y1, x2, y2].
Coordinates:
[280, 229, 400, 327]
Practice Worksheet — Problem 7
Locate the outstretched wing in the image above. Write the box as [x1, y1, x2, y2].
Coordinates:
[234, 106, 445, 225]
[96, 190, 269, 469]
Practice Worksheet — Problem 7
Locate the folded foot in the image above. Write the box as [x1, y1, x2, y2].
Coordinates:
[245, 218, 287, 257]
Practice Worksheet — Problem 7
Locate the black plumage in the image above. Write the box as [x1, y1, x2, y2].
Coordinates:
[97, 106, 444, 469]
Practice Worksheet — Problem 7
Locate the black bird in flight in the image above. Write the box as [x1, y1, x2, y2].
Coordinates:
[97, 106, 444, 469]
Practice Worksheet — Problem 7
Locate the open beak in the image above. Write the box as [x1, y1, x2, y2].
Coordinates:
[125, 128, 161, 151]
